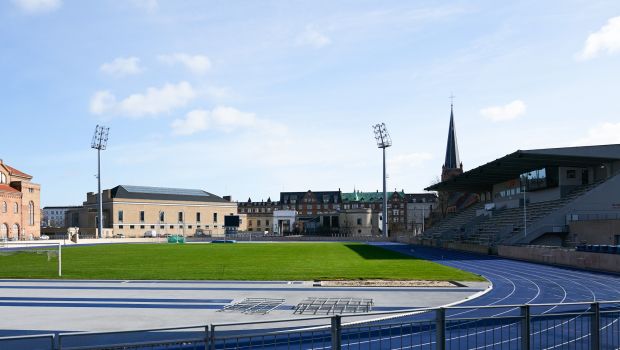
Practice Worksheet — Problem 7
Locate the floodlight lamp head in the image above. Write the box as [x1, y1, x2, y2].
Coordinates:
[372, 123, 392, 148]
[91, 125, 110, 150]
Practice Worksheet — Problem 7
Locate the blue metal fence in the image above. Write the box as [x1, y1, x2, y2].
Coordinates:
[2, 301, 619, 350]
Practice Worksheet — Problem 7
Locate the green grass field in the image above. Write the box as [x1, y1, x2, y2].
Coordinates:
[0, 243, 484, 281]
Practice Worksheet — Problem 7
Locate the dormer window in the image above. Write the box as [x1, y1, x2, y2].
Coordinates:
[0, 172, 6, 184]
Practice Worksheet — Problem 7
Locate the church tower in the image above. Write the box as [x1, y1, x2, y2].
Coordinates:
[441, 103, 463, 181]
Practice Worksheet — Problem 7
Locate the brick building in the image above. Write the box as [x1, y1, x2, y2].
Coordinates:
[280, 190, 341, 234]
[0, 159, 41, 240]
[237, 197, 280, 233]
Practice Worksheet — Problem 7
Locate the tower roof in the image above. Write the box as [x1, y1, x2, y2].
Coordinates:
[444, 104, 461, 169]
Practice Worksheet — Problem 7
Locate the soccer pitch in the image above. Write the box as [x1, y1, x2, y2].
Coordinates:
[0, 243, 484, 281]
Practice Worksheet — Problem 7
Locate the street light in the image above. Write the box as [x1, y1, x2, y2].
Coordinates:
[91, 125, 109, 239]
[373, 123, 392, 238]
[521, 173, 531, 239]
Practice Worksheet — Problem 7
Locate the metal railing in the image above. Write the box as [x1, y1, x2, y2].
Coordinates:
[3, 301, 620, 349]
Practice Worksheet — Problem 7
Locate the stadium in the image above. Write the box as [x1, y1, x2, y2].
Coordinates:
[2, 143, 620, 349]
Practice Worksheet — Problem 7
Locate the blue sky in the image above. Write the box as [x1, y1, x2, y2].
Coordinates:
[2, 0, 620, 206]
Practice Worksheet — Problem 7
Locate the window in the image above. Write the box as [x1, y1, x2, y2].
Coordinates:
[0, 224, 7, 239]
[265, 220, 269, 226]
[118, 210, 124, 222]
[567, 169, 576, 179]
[257, 220, 261, 226]
[13, 203, 19, 214]
[130, 225, 134, 229]
[170, 225, 174, 229]
[213, 213, 218, 223]
[0, 173, 6, 184]
[392, 209, 399, 216]
[160, 225, 164, 229]
[196, 212, 201, 222]
[140, 225, 145, 229]
[178, 212, 184, 222]
[159, 211, 165, 222]
[29, 188, 34, 193]
[188, 225, 192, 229]
[356, 218, 362, 225]
[11, 224, 19, 239]
[150, 225, 155, 229]
[2, 201, 7, 213]
[139, 211, 145, 222]
[28, 202, 34, 226]
[119, 225, 124, 229]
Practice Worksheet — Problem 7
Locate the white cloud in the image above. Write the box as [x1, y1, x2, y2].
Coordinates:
[89, 90, 116, 115]
[171, 106, 285, 136]
[171, 110, 209, 136]
[89, 81, 197, 118]
[480, 100, 527, 122]
[12, 0, 61, 13]
[158, 53, 212, 74]
[100, 57, 143, 76]
[297, 26, 331, 48]
[573, 122, 620, 146]
[577, 16, 620, 61]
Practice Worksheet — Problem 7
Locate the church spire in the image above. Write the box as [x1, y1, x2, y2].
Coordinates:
[444, 103, 461, 169]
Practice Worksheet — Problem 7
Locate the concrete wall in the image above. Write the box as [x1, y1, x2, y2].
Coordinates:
[569, 220, 620, 245]
[498, 245, 620, 274]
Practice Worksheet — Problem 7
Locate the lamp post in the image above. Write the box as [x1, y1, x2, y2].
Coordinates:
[372, 123, 392, 238]
[91, 125, 109, 239]
[522, 173, 530, 239]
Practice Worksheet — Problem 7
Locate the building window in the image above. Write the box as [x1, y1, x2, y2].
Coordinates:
[0, 223, 7, 239]
[139, 211, 145, 222]
[265, 220, 269, 226]
[150, 225, 155, 229]
[13, 203, 19, 214]
[0, 173, 6, 184]
[356, 218, 362, 225]
[118, 210, 124, 222]
[213, 213, 218, 223]
[196, 212, 201, 222]
[119, 225, 124, 229]
[160, 225, 164, 229]
[28, 202, 35, 226]
[159, 211, 165, 222]
[169, 225, 174, 229]
[257, 220, 261, 226]
[130, 225, 134, 229]
[188, 225, 193, 229]
[567, 169, 576, 179]
[140, 225, 145, 229]
[178, 212, 184, 223]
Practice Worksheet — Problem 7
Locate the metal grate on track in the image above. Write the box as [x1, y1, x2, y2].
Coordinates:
[218, 298, 285, 314]
[293, 297, 373, 315]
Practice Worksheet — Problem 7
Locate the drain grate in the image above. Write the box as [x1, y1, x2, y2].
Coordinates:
[294, 297, 373, 315]
[219, 298, 285, 314]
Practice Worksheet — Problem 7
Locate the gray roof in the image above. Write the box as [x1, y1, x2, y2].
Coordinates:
[110, 185, 228, 203]
[427, 144, 620, 192]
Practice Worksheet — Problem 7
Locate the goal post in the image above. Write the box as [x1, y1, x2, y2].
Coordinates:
[0, 241, 62, 277]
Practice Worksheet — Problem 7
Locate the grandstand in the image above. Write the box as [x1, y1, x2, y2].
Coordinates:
[425, 144, 620, 247]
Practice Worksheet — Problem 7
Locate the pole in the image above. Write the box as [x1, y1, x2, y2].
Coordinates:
[523, 178, 527, 239]
[422, 206, 425, 233]
[97, 148, 103, 239]
[382, 147, 388, 238]
[58, 242, 62, 277]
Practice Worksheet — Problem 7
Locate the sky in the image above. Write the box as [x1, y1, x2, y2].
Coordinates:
[2, 0, 620, 207]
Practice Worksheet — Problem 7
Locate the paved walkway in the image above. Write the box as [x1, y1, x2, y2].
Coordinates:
[0, 278, 488, 337]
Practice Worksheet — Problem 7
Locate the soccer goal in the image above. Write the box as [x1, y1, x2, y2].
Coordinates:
[0, 241, 62, 277]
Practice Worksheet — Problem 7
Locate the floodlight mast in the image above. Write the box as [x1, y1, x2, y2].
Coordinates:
[373, 123, 392, 238]
[91, 125, 109, 239]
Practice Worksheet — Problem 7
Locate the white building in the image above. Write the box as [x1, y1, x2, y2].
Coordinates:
[42, 206, 81, 227]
